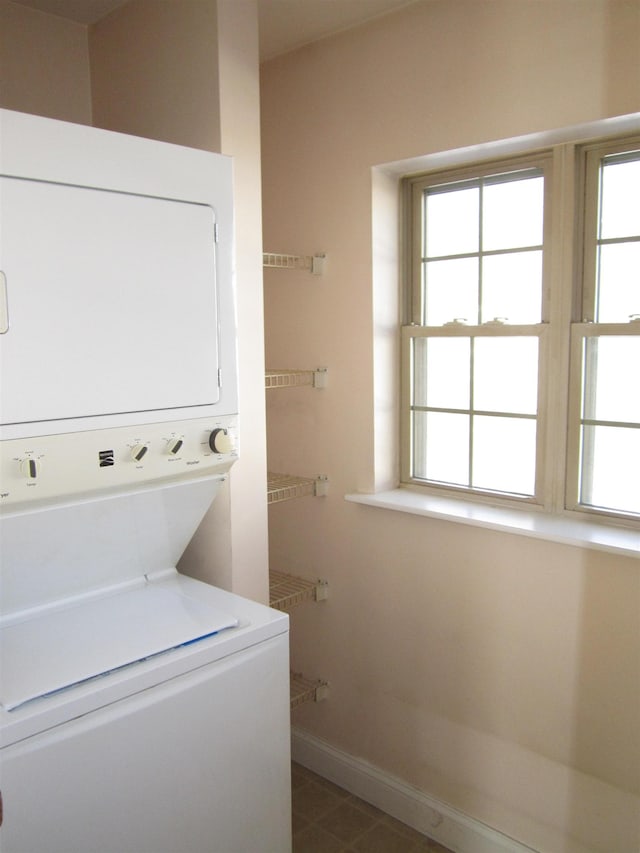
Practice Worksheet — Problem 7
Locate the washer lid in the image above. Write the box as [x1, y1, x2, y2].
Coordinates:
[0, 581, 238, 712]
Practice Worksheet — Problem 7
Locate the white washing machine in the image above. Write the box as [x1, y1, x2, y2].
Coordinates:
[0, 110, 291, 853]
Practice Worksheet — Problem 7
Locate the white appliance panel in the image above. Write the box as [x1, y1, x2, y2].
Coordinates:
[0, 471, 225, 616]
[1, 582, 239, 711]
[0, 574, 290, 751]
[0, 415, 238, 512]
[0, 176, 220, 426]
[0, 633, 291, 853]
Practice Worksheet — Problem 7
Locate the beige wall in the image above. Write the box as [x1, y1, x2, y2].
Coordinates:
[89, 0, 220, 150]
[261, 1, 640, 850]
[0, 0, 92, 123]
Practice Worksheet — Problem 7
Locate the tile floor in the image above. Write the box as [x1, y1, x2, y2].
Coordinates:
[291, 762, 454, 853]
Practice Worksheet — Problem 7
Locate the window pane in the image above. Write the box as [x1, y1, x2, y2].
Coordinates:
[481, 250, 542, 323]
[424, 257, 478, 325]
[425, 186, 479, 257]
[413, 337, 470, 409]
[413, 411, 469, 485]
[600, 156, 640, 240]
[474, 337, 539, 415]
[580, 424, 640, 514]
[596, 243, 640, 322]
[483, 176, 544, 251]
[473, 415, 537, 495]
[582, 336, 640, 423]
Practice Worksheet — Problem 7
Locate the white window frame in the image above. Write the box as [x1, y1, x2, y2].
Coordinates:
[565, 136, 640, 522]
[401, 137, 640, 528]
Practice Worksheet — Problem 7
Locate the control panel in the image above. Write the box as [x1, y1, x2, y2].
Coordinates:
[0, 415, 238, 510]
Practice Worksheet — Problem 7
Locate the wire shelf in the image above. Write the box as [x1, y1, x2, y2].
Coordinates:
[267, 473, 316, 504]
[266, 368, 327, 390]
[269, 570, 328, 611]
[263, 253, 326, 275]
[290, 672, 329, 709]
[266, 369, 312, 389]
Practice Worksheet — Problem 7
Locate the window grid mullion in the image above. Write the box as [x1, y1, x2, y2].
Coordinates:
[468, 337, 475, 488]
[471, 181, 482, 487]
[579, 336, 598, 505]
[411, 405, 538, 420]
[594, 158, 606, 321]
[597, 234, 640, 247]
[477, 178, 484, 327]
[582, 418, 640, 429]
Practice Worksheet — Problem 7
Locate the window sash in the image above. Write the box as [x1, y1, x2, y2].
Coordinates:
[401, 323, 549, 504]
[581, 138, 640, 323]
[407, 154, 553, 327]
[566, 322, 640, 519]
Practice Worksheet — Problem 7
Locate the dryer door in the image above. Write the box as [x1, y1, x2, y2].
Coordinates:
[0, 176, 220, 428]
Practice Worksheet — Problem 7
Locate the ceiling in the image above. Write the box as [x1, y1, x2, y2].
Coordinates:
[12, 0, 417, 61]
[257, 0, 415, 61]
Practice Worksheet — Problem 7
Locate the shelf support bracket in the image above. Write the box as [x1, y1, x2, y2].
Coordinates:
[314, 475, 329, 497]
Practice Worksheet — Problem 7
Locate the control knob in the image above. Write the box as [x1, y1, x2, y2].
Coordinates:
[209, 428, 233, 454]
[21, 457, 41, 479]
[166, 438, 184, 456]
[130, 444, 149, 462]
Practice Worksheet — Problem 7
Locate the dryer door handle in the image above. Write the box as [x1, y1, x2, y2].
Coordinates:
[0, 270, 8, 333]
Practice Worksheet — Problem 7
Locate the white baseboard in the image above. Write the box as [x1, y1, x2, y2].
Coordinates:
[291, 727, 538, 853]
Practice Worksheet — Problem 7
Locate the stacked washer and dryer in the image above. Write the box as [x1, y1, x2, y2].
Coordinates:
[0, 109, 291, 853]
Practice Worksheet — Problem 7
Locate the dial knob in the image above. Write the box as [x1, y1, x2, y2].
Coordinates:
[209, 428, 233, 454]
[21, 457, 40, 479]
[131, 444, 149, 462]
[166, 438, 184, 456]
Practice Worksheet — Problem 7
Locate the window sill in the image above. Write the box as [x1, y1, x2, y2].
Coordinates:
[344, 489, 640, 559]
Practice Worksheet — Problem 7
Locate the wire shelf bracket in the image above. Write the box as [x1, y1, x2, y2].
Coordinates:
[290, 672, 329, 709]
